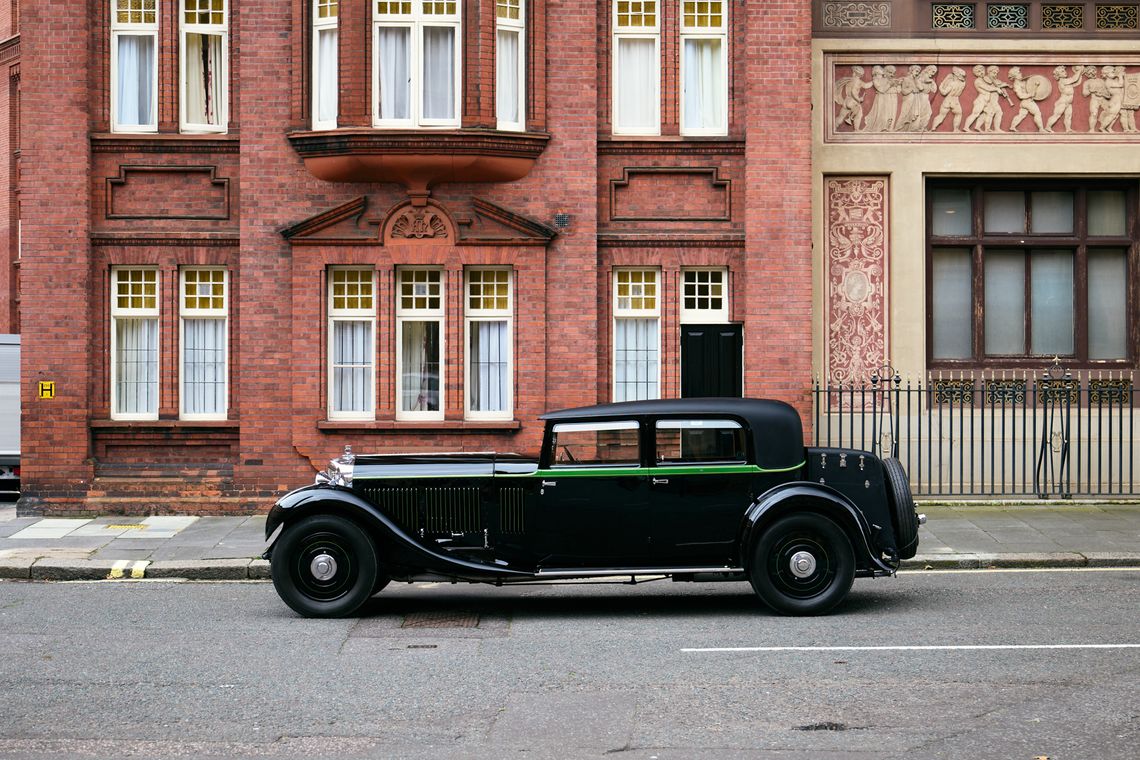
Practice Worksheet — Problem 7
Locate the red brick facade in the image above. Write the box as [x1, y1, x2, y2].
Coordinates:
[16, 1, 813, 515]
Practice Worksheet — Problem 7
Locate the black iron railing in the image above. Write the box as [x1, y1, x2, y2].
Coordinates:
[813, 366, 1136, 498]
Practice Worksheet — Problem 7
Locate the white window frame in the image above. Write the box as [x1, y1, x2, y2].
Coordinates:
[179, 267, 229, 420]
[495, 0, 526, 131]
[327, 267, 377, 420]
[464, 267, 513, 420]
[110, 267, 161, 421]
[612, 1, 661, 136]
[313, 0, 340, 130]
[179, 0, 229, 133]
[679, 1, 728, 136]
[111, 0, 160, 133]
[396, 267, 446, 421]
[373, 1, 462, 129]
[613, 267, 662, 402]
[679, 267, 729, 323]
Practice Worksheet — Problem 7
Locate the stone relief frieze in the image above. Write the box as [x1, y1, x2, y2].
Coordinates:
[828, 56, 1140, 141]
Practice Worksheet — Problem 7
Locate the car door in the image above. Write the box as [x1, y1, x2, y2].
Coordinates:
[648, 418, 754, 564]
[534, 419, 652, 566]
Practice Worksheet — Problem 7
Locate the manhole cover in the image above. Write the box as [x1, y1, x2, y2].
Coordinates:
[401, 611, 480, 629]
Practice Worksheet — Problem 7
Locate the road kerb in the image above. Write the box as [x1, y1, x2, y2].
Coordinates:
[145, 559, 252, 580]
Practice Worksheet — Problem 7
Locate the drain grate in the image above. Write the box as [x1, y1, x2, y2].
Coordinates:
[401, 611, 480, 629]
[794, 722, 852, 732]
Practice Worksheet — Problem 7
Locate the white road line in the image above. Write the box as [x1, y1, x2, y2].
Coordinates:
[682, 644, 1140, 653]
[904, 567, 1140, 574]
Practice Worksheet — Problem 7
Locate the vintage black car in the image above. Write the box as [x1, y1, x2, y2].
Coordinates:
[265, 398, 923, 618]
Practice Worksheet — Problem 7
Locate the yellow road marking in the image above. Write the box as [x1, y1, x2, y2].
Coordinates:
[130, 561, 149, 579]
[108, 560, 130, 579]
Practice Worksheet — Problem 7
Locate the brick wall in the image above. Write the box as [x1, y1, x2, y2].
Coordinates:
[18, 0, 816, 515]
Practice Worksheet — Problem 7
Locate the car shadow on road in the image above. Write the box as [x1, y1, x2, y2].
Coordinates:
[349, 581, 930, 620]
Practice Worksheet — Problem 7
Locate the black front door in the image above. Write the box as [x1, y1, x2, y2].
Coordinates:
[681, 324, 743, 398]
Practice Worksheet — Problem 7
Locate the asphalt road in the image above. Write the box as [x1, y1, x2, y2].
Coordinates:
[0, 569, 1137, 759]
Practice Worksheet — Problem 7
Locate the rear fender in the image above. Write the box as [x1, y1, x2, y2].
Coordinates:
[264, 485, 530, 580]
[739, 482, 895, 574]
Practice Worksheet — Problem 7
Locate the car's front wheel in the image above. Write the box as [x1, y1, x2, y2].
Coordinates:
[271, 514, 378, 618]
[749, 513, 855, 616]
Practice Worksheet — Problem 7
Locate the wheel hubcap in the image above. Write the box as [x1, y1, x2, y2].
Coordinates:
[310, 553, 338, 581]
[789, 550, 817, 579]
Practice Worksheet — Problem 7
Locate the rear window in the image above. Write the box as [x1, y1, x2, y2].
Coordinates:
[654, 419, 746, 464]
[551, 421, 640, 466]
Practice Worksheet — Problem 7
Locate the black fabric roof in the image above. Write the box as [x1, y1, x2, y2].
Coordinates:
[541, 398, 805, 470]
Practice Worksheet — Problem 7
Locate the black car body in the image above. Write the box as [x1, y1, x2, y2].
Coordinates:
[266, 398, 923, 617]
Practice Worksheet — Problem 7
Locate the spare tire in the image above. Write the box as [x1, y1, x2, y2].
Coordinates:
[883, 457, 919, 560]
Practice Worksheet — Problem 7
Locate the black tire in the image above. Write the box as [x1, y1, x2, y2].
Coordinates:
[270, 514, 378, 618]
[749, 513, 855, 616]
[883, 457, 919, 560]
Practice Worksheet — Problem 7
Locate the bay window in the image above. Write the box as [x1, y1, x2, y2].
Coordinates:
[614, 268, 661, 401]
[680, 1, 727, 135]
[465, 268, 513, 419]
[374, 1, 461, 128]
[396, 268, 444, 419]
[180, 268, 228, 419]
[111, 0, 158, 132]
[111, 268, 160, 420]
[613, 1, 660, 135]
[313, 0, 340, 130]
[180, 0, 229, 132]
[928, 181, 1136, 366]
[496, 0, 525, 131]
[328, 268, 376, 419]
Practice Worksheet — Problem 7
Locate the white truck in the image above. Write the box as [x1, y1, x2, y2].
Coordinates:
[0, 334, 18, 501]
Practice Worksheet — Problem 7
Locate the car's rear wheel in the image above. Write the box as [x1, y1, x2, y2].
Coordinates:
[271, 514, 378, 618]
[883, 457, 920, 560]
[749, 513, 855, 616]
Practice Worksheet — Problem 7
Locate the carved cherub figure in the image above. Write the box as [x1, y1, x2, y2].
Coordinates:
[1116, 66, 1138, 133]
[894, 65, 924, 131]
[1045, 65, 1084, 133]
[931, 66, 968, 131]
[961, 64, 990, 132]
[1099, 65, 1125, 132]
[834, 65, 873, 131]
[1009, 67, 1047, 132]
[864, 64, 900, 132]
[1083, 65, 1110, 132]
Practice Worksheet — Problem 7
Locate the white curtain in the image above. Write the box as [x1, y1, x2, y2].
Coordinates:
[615, 37, 655, 131]
[422, 26, 455, 120]
[614, 318, 659, 402]
[116, 34, 154, 127]
[377, 27, 411, 120]
[316, 28, 339, 125]
[682, 38, 724, 132]
[183, 319, 226, 416]
[496, 29, 519, 125]
[1088, 249, 1127, 359]
[185, 33, 224, 126]
[1030, 250, 1074, 356]
[401, 321, 440, 412]
[470, 321, 508, 412]
[332, 320, 373, 413]
[115, 318, 159, 416]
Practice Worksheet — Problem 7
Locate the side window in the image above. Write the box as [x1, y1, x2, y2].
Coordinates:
[654, 419, 746, 464]
[551, 421, 641, 467]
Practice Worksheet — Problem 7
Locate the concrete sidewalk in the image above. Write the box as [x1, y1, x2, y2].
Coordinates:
[0, 503, 1138, 581]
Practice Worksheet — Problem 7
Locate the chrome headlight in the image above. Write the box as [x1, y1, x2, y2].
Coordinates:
[316, 445, 355, 487]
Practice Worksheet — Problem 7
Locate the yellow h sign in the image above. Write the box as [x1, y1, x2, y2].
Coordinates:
[37, 381, 55, 399]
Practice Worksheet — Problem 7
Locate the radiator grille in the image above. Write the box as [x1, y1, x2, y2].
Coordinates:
[424, 487, 481, 534]
[500, 487, 525, 534]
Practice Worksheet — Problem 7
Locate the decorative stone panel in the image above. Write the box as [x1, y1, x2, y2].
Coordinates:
[821, 2, 892, 29]
[825, 177, 889, 388]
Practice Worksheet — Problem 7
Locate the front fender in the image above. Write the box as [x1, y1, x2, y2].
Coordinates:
[739, 482, 895, 574]
[264, 484, 531, 580]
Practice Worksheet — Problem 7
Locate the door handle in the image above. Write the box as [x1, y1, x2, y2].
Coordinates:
[652, 478, 669, 485]
[541, 480, 557, 487]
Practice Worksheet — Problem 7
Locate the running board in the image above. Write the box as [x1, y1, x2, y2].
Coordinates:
[535, 566, 744, 578]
